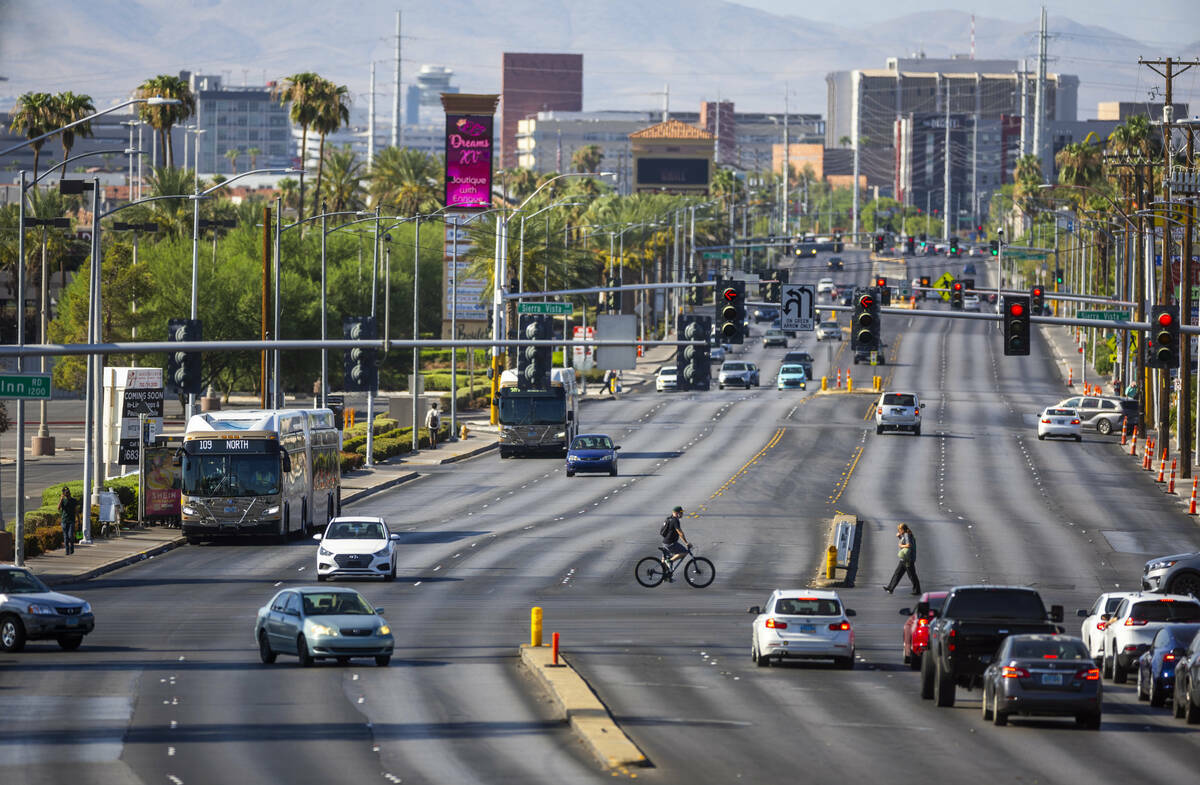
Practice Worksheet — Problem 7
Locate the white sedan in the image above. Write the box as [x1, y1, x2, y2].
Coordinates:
[655, 366, 678, 392]
[314, 516, 400, 581]
[1037, 407, 1081, 441]
[748, 588, 855, 669]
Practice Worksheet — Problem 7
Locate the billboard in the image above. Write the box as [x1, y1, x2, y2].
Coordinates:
[445, 114, 494, 209]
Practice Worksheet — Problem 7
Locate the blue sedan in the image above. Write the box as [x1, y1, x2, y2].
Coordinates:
[566, 434, 620, 477]
[1137, 623, 1200, 707]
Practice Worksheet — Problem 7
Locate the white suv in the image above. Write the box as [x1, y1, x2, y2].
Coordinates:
[1101, 593, 1200, 682]
[874, 391, 921, 436]
[748, 588, 856, 669]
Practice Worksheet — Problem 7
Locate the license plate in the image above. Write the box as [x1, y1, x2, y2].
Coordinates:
[1056, 419, 1066, 425]
[67, 618, 78, 627]
[1041, 673, 1063, 685]
[799, 624, 816, 633]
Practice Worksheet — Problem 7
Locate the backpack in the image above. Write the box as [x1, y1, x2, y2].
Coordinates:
[659, 518, 673, 538]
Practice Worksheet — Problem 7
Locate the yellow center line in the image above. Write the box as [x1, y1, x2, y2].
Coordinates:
[827, 445, 864, 504]
[692, 427, 785, 514]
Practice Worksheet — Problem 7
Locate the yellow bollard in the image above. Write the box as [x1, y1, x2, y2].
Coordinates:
[530, 606, 543, 647]
[460, 424, 470, 440]
[873, 375, 882, 392]
[821, 376, 828, 391]
[826, 546, 837, 579]
[847, 377, 854, 393]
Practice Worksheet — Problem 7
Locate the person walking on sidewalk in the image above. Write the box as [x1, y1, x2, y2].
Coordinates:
[424, 401, 441, 449]
[58, 487, 79, 555]
[883, 523, 921, 595]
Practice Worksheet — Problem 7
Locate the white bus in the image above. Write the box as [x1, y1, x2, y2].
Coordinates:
[179, 409, 341, 543]
[497, 368, 578, 457]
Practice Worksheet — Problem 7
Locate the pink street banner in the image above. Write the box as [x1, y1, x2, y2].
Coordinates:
[445, 114, 493, 210]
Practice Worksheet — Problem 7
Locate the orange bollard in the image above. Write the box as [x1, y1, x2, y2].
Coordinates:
[836, 368, 842, 389]
[551, 631, 560, 665]
[1168, 459, 1177, 494]
[1068, 367, 1074, 386]
[1190, 478, 1198, 515]
[1121, 420, 1128, 446]
[1129, 427, 1139, 456]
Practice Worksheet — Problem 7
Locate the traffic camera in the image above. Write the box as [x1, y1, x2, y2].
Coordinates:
[714, 278, 746, 344]
[1002, 295, 1031, 356]
[1146, 305, 1180, 369]
[166, 318, 203, 395]
[342, 316, 378, 393]
[676, 314, 712, 391]
[852, 289, 880, 350]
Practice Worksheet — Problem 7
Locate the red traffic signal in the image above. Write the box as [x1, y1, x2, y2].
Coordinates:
[952, 282, 962, 291]
[858, 293, 875, 309]
[722, 287, 740, 302]
[1158, 311, 1175, 327]
[1032, 287, 1043, 298]
[876, 277, 887, 287]
[1008, 302, 1025, 317]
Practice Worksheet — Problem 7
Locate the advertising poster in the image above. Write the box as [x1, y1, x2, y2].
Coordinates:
[142, 443, 181, 520]
[444, 114, 493, 210]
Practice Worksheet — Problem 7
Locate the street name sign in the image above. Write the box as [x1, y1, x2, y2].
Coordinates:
[0, 373, 51, 399]
[780, 284, 816, 331]
[702, 251, 732, 259]
[1077, 311, 1129, 322]
[517, 302, 573, 315]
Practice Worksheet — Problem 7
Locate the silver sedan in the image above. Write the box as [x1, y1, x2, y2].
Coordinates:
[255, 586, 394, 667]
[0, 565, 94, 652]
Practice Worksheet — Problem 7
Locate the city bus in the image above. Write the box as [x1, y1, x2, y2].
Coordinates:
[179, 409, 341, 543]
[497, 368, 578, 458]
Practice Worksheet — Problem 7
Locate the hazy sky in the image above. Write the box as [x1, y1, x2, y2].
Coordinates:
[734, 0, 1200, 47]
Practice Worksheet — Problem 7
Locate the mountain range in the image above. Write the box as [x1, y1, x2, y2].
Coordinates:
[1, 0, 1197, 120]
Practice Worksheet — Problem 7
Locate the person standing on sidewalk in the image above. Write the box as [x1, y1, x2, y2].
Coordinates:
[424, 401, 441, 449]
[883, 523, 921, 595]
[58, 487, 79, 555]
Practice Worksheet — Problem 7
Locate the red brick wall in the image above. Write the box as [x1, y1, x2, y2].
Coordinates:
[500, 53, 583, 170]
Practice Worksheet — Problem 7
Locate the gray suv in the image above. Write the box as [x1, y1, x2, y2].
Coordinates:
[718, 361, 760, 389]
[1143, 552, 1200, 598]
[0, 565, 95, 651]
[1055, 395, 1139, 435]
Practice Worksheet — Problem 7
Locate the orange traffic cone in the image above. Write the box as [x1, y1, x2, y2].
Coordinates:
[836, 368, 842, 389]
[1143, 438, 1154, 470]
[1157, 450, 1168, 483]
[1129, 427, 1139, 456]
[1121, 420, 1128, 446]
[1067, 367, 1074, 386]
[1190, 478, 1198, 515]
[1168, 459, 1177, 494]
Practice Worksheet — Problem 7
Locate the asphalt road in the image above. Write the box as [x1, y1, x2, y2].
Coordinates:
[4, 250, 1200, 784]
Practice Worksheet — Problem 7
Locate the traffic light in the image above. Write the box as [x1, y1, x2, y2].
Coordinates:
[715, 278, 746, 344]
[950, 281, 964, 310]
[605, 273, 620, 312]
[1002, 295, 1031, 356]
[906, 236, 916, 255]
[989, 240, 999, 256]
[1146, 305, 1180, 369]
[166, 318, 202, 395]
[875, 277, 891, 306]
[1055, 269, 1064, 285]
[919, 276, 931, 288]
[516, 314, 553, 389]
[686, 272, 700, 307]
[342, 316, 378, 393]
[949, 237, 960, 256]
[852, 288, 880, 350]
[1030, 285, 1045, 315]
[873, 234, 884, 253]
[676, 314, 712, 391]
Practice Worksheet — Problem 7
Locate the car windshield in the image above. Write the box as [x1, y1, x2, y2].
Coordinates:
[1130, 601, 1200, 622]
[785, 353, 814, 363]
[774, 597, 842, 616]
[0, 569, 50, 594]
[1008, 638, 1090, 660]
[659, 367, 676, 376]
[780, 365, 806, 376]
[882, 394, 916, 406]
[498, 394, 567, 425]
[302, 592, 375, 616]
[571, 436, 613, 450]
[182, 454, 281, 497]
[326, 521, 386, 539]
[946, 590, 1046, 620]
[766, 330, 783, 336]
[724, 363, 749, 371]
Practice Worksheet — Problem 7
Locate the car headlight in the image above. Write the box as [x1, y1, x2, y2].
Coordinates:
[1148, 559, 1178, 571]
[81, 602, 92, 614]
[555, 431, 566, 439]
[318, 546, 332, 556]
[373, 547, 391, 558]
[568, 455, 579, 461]
[27, 603, 57, 616]
[182, 506, 197, 516]
[378, 625, 391, 636]
[307, 623, 338, 637]
[263, 505, 280, 516]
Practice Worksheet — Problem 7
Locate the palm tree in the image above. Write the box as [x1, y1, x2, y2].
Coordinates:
[224, 148, 240, 174]
[1055, 133, 1104, 191]
[369, 146, 442, 216]
[134, 74, 195, 167]
[838, 135, 852, 148]
[50, 92, 96, 167]
[246, 147, 261, 169]
[274, 72, 323, 219]
[310, 79, 352, 215]
[319, 146, 366, 213]
[140, 165, 195, 237]
[276, 177, 300, 212]
[8, 92, 54, 180]
[571, 144, 604, 174]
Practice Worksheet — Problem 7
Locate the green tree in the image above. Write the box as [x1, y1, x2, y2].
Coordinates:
[1055, 132, 1104, 191]
[277, 177, 300, 211]
[224, 148, 240, 174]
[51, 91, 95, 165]
[8, 92, 54, 180]
[319, 146, 366, 213]
[246, 147, 261, 170]
[274, 72, 323, 220]
[1014, 154, 1045, 205]
[571, 144, 604, 174]
[134, 75, 195, 168]
[369, 146, 442, 216]
[310, 79, 352, 216]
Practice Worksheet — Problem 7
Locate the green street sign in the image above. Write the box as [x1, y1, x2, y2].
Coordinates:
[517, 302, 574, 316]
[1077, 310, 1129, 322]
[0, 372, 51, 400]
[702, 251, 733, 259]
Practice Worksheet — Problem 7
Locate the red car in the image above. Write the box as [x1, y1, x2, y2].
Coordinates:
[900, 591, 948, 670]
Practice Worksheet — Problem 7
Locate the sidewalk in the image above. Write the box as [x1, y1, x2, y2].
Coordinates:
[20, 416, 498, 586]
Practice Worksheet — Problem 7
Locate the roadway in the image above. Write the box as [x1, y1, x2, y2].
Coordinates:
[4, 250, 1200, 784]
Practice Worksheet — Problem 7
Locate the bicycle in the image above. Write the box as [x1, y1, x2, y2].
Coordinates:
[635, 546, 715, 588]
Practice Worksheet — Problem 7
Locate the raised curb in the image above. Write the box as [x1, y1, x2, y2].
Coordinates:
[519, 644, 648, 771]
[41, 534, 188, 587]
[438, 440, 498, 464]
[341, 472, 420, 505]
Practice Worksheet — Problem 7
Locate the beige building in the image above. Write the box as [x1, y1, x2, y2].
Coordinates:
[629, 119, 714, 196]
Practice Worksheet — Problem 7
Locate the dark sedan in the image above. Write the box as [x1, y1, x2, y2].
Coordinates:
[1173, 628, 1200, 722]
[565, 433, 620, 477]
[0, 565, 95, 652]
[981, 634, 1102, 729]
[1138, 624, 1200, 707]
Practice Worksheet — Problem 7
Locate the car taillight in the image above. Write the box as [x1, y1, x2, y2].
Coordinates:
[1041, 418, 1051, 423]
[1164, 653, 1177, 662]
[765, 618, 787, 629]
[1096, 621, 1107, 631]
[1125, 618, 1148, 626]
[948, 628, 956, 652]
[1042, 654, 1059, 659]
[1074, 667, 1100, 681]
[829, 622, 851, 631]
[1002, 666, 1031, 679]
[1071, 419, 1081, 425]
[877, 407, 883, 414]
[917, 618, 930, 627]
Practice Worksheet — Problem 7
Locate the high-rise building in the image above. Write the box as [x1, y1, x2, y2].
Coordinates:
[405, 65, 459, 127]
[500, 53, 583, 169]
[186, 72, 293, 174]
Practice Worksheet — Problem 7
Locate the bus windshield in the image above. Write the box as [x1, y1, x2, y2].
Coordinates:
[183, 454, 281, 497]
[499, 395, 566, 425]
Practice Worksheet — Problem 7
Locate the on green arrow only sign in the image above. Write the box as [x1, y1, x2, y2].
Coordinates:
[517, 301, 574, 315]
[0, 372, 51, 399]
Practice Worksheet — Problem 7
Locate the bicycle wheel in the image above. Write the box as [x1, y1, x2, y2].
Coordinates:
[635, 557, 667, 587]
[683, 556, 715, 588]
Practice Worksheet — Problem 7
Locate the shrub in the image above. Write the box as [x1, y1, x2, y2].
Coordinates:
[23, 533, 42, 558]
[33, 526, 63, 552]
[339, 451, 365, 472]
[23, 508, 59, 530]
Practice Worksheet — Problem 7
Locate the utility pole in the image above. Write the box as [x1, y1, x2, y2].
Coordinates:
[368, 62, 376, 169]
[783, 86, 790, 238]
[1185, 123, 1196, 475]
[391, 10, 402, 148]
[972, 73, 980, 235]
[943, 78, 952, 243]
[1019, 59, 1029, 157]
[852, 74, 860, 244]
[1033, 6, 1047, 174]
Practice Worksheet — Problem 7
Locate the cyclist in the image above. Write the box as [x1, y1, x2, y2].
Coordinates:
[660, 505, 692, 577]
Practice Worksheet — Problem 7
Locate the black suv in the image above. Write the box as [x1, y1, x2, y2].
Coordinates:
[782, 350, 814, 381]
[827, 257, 844, 271]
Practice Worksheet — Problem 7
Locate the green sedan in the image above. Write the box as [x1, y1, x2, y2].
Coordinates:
[255, 586, 394, 667]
